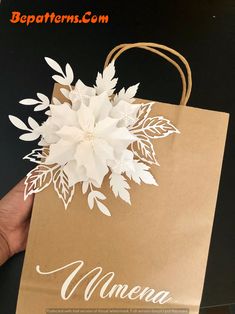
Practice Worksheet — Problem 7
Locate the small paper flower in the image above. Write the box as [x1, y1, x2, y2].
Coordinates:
[9, 57, 180, 216]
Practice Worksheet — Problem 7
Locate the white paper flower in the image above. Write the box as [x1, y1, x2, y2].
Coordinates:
[45, 101, 136, 187]
[9, 58, 180, 216]
[110, 100, 140, 127]
[68, 80, 96, 109]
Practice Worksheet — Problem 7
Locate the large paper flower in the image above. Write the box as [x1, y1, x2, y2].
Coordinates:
[44, 100, 136, 187]
[9, 58, 180, 216]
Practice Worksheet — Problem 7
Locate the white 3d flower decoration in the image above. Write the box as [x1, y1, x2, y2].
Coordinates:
[9, 58, 180, 216]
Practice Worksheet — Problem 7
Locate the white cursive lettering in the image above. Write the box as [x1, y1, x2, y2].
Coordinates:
[36, 260, 172, 304]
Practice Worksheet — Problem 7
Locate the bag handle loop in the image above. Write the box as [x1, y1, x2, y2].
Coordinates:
[104, 42, 192, 106]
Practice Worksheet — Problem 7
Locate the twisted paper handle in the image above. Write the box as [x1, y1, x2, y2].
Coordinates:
[104, 42, 192, 106]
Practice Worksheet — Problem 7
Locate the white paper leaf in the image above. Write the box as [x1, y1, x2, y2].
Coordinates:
[88, 191, 95, 209]
[9, 115, 29, 131]
[141, 116, 180, 139]
[130, 103, 154, 130]
[45, 57, 64, 75]
[19, 98, 40, 105]
[82, 181, 89, 194]
[110, 173, 131, 204]
[23, 148, 49, 164]
[65, 63, 74, 85]
[87, 190, 107, 210]
[139, 168, 158, 185]
[114, 84, 139, 104]
[52, 75, 68, 85]
[24, 165, 53, 199]
[96, 201, 111, 216]
[45, 110, 51, 116]
[60, 88, 70, 99]
[95, 62, 118, 96]
[131, 134, 159, 165]
[34, 104, 49, 111]
[125, 83, 139, 99]
[28, 117, 39, 130]
[126, 161, 158, 186]
[93, 191, 106, 200]
[19, 132, 40, 141]
[37, 93, 50, 105]
[53, 168, 75, 209]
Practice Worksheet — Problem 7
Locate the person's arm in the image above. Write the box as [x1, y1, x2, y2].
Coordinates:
[0, 179, 34, 266]
[0, 232, 11, 265]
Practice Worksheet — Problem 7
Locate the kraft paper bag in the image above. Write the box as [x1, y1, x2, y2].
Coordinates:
[15, 43, 229, 314]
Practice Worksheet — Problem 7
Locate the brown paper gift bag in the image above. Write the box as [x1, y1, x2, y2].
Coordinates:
[16, 43, 229, 314]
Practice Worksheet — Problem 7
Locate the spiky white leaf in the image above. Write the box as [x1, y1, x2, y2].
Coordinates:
[114, 83, 139, 104]
[110, 173, 131, 204]
[95, 62, 117, 96]
[9, 115, 29, 131]
[125, 83, 139, 99]
[126, 161, 158, 186]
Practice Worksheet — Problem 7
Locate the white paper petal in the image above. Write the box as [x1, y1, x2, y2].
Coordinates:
[94, 117, 118, 137]
[77, 104, 95, 132]
[93, 138, 114, 161]
[50, 104, 77, 127]
[63, 160, 87, 186]
[46, 139, 76, 165]
[88, 92, 112, 122]
[111, 100, 140, 127]
[56, 126, 84, 142]
[75, 141, 108, 185]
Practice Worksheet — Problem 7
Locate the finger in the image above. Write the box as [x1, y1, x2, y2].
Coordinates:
[0, 178, 34, 221]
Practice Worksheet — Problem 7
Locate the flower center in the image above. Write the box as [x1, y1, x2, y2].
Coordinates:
[84, 131, 94, 142]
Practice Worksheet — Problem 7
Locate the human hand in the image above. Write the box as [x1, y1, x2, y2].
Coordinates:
[0, 178, 34, 266]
